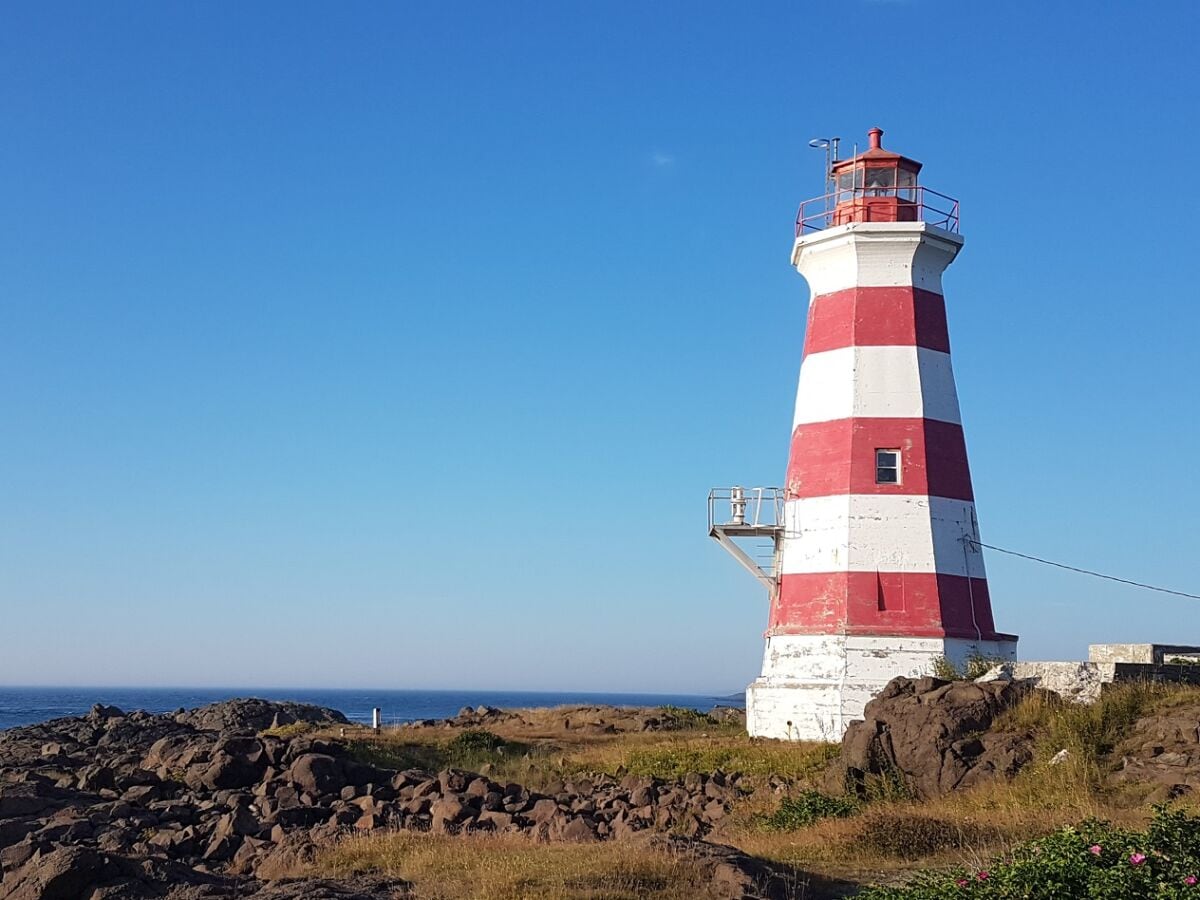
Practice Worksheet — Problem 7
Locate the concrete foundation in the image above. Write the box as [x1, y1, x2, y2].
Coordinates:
[746, 633, 1017, 741]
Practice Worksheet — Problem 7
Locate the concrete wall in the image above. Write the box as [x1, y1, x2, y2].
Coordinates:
[979, 658, 1200, 704]
[1088, 644, 1200, 665]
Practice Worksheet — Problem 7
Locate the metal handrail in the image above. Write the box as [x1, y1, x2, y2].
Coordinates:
[794, 185, 960, 237]
[707, 486, 785, 531]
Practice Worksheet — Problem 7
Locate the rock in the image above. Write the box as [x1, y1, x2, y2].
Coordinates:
[0, 846, 114, 900]
[174, 700, 349, 734]
[0, 840, 37, 872]
[429, 797, 469, 833]
[642, 834, 797, 900]
[191, 737, 268, 789]
[437, 770, 469, 794]
[238, 876, 412, 898]
[557, 817, 597, 842]
[826, 676, 1037, 799]
[0, 783, 56, 819]
[288, 755, 346, 797]
[201, 832, 239, 863]
[88, 705, 125, 722]
[213, 806, 261, 839]
[1111, 699, 1200, 792]
[527, 798, 559, 824]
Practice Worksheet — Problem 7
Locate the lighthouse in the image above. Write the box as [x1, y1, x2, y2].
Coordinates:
[710, 128, 1018, 741]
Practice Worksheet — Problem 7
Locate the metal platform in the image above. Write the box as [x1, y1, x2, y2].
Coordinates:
[708, 487, 785, 599]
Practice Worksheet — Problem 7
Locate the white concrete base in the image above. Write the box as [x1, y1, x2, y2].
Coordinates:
[746, 633, 1018, 741]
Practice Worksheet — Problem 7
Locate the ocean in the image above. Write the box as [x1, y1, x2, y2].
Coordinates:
[0, 686, 741, 732]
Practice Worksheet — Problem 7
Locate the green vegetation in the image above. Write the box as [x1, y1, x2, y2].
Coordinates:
[446, 729, 507, 755]
[348, 729, 533, 775]
[930, 654, 1004, 681]
[761, 790, 858, 830]
[860, 807, 1200, 898]
[618, 740, 838, 781]
[655, 705, 719, 729]
[259, 721, 317, 739]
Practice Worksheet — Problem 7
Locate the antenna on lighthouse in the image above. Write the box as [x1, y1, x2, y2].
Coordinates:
[808, 136, 841, 212]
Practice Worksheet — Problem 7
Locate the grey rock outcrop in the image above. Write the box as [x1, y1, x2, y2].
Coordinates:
[174, 700, 349, 735]
[824, 676, 1038, 799]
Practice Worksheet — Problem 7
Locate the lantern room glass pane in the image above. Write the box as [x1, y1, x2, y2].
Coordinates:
[865, 167, 895, 197]
[865, 168, 895, 188]
[836, 168, 863, 204]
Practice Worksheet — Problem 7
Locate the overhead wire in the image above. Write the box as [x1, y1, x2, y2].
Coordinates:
[965, 538, 1200, 602]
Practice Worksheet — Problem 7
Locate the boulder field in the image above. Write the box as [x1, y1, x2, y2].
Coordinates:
[0, 700, 772, 899]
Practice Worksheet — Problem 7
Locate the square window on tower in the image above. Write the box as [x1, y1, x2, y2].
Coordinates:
[875, 449, 901, 484]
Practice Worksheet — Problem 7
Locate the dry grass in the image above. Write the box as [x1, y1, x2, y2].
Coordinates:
[992, 681, 1200, 800]
[333, 716, 836, 790]
[307, 687, 1200, 894]
[563, 734, 837, 782]
[316, 831, 728, 900]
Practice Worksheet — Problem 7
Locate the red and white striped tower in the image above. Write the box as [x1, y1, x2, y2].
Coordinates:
[745, 128, 1018, 741]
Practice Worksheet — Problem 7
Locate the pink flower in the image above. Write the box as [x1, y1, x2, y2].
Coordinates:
[955, 878, 969, 888]
[1130, 852, 1147, 866]
[1184, 875, 1197, 886]
[977, 872, 989, 881]
[1089, 845, 1102, 856]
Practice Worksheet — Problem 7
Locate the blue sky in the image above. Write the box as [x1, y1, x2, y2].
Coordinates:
[1, 1, 1197, 692]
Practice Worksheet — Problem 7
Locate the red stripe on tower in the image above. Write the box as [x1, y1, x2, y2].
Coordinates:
[803, 286, 950, 355]
[785, 418, 974, 501]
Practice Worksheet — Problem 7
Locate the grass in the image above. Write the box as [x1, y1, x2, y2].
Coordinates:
[309, 686, 1200, 896]
[345, 729, 539, 782]
[315, 831, 732, 900]
[260, 720, 318, 739]
[337, 710, 835, 791]
[991, 681, 1200, 801]
[576, 736, 838, 782]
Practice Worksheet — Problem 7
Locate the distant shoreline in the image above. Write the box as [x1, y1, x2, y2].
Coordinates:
[0, 685, 745, 732]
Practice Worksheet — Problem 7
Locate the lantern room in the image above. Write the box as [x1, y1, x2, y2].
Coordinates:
[830, 127, 922, 226]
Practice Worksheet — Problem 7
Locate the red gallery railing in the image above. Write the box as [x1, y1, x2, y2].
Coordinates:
[795, 185, 960, 237]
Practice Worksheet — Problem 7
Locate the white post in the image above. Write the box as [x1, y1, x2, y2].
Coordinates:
[371, 708, 381, 731]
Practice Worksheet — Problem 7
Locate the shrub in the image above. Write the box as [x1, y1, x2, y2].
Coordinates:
[447, 729, 506, 755]
[347, 730, 528, 774]
[931, 655, 961, 680]
[656, 705, 716, 730]
[259, 721, 315, 739]
[852, 810, 1004, 861]
[931, 654, 1005, 681]
[859, 806, 1200, 898]
[963, 654, 1004, 680]
[620, 741, 837, 781]
[761, 790, 858, 830]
